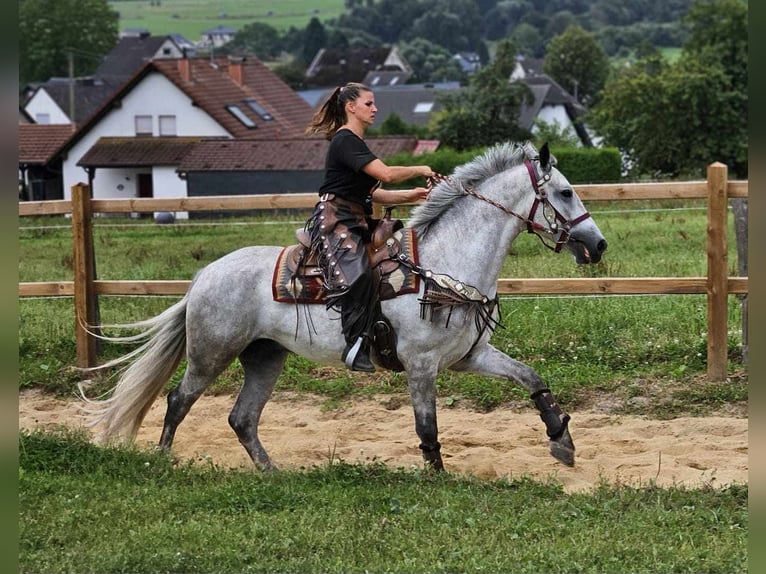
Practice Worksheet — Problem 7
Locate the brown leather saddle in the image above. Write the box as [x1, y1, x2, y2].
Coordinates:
[271, 210, 421, 371]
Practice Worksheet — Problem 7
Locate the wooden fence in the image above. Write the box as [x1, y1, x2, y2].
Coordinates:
[19, 163, 748, 380]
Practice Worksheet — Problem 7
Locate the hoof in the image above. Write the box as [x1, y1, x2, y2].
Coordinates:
[550, 440, 575, 466]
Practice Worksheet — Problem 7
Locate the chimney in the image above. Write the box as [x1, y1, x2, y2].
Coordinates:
[178, 55, 191, 83]
[228, 56, 245, 85]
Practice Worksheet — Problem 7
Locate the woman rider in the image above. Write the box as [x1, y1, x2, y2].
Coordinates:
[304, 82, 434, 372]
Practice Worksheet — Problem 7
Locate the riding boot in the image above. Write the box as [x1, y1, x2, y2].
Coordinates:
[338, 268, 377, 373]
[342, 336, 375, 372]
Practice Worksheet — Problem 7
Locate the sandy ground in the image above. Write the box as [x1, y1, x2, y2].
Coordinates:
[19, 389, 747, 493]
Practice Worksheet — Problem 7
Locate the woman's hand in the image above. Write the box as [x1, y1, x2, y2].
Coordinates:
[419, 166, 435, 178]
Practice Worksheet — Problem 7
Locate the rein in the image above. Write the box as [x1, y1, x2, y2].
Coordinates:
[405, 155, 590, 340]
[426, 158, 591, 253]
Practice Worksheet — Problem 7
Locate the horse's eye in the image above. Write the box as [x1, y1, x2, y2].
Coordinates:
[561, 189, 573, 199]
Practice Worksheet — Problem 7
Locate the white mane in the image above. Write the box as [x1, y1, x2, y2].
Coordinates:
[408, 141, 540, 237]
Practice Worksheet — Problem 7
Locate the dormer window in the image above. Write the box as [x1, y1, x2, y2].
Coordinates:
[244, 99, 273, 121]
[225, 105, 256, 128]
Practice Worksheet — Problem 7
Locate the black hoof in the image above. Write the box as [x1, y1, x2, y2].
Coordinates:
[550, 439, 575, 467]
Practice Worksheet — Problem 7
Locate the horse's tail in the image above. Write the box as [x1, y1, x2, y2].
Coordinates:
[79, 296, 188, 443]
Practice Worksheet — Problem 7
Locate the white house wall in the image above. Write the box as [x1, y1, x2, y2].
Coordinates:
[153, 166, 189, 219]
[62, 71, 231, 201]
[534, 104, 574, 132]
[25, 89, 70, 124]
[93, 168, 139, 200]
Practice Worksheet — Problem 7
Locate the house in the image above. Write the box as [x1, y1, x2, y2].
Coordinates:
[22, 34, 195, 126]
[452, 52, 482, 74]
[23, 76, 123, 125]
[305, 82, 460, 129]
[198, 25, 237, 50]
[514, 73, 592, 146]
[507, 54, 592, 145]
[509, 56, 544, 81]
[305, 46, 412, 88]
[43, 55, 316, 215]
[367, 82, 461, 127]
[95, 33, 192, 82]
[19, 124, 75, 200]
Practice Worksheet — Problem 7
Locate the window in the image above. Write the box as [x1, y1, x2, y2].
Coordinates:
[134, 115, 153, 136]
[413, 102, 434, 113]
[244, 99, 273, 121]
[159, 115, 177, 136]
[225, 105, 256, 128]
[35, 113, 51, 124]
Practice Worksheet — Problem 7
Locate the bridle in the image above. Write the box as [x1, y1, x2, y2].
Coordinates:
[426, 157, 591, 253]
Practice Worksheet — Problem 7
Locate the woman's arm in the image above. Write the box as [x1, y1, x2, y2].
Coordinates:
[372, 186, 429, 205]
[363, 158, 433, 184]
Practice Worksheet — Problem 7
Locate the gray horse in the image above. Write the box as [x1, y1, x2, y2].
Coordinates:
[82, 141, 607, 471]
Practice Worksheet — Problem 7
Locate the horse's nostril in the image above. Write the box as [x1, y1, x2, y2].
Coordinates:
[598, 239, 608, 253]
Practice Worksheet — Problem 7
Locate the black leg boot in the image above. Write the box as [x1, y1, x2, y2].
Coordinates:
[342, 336, 375, 372]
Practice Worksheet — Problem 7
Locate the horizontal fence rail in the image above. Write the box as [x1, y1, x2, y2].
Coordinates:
[19, 167, 748, 380]
[17, 181, 750, 218]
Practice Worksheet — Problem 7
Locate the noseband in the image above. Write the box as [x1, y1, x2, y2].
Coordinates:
[427, 158, 591, 253]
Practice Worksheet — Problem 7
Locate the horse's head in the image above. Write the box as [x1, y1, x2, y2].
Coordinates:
[525, 143, 607, 264]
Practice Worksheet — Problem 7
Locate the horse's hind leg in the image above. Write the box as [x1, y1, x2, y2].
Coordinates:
[228, 339, 288, 471]
[159, 351, 238, 451]
[451, 344, 575, 467]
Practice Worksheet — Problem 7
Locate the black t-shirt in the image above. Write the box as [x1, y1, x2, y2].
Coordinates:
[318, 129, 379, 213]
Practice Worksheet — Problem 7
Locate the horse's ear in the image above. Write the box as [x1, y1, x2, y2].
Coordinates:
[539, 142, 550, 169]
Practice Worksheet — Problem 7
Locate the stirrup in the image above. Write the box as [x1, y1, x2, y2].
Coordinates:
[342, 337, 375, 372]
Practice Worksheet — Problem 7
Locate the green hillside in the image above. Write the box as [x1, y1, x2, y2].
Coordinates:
[109, 0, 345, 41]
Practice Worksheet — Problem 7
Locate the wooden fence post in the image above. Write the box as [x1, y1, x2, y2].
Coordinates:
[706, 163, 729, 381]
[71, 183, 98, 369]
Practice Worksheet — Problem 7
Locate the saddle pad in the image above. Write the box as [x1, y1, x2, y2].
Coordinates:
[272, 228, 421, 304]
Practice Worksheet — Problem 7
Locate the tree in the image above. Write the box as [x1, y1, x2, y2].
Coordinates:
[222, 22, 282, 60]
[301, 17, 328, 66]
[589, 0, 747, 178]
[400, 38, 464, 83]
[512, 23, 545, 58]
[20, 0, 118, 85]
[543, 25, 610, 105]
[408, 1, 483, 54]
[432, 40, 532, 150]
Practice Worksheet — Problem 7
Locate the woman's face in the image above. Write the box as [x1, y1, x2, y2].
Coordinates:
[347, 90, 377, 128]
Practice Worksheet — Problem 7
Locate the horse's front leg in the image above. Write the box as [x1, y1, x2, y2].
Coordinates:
[406, 362, 444, 471]
[451, 343, 575, 467]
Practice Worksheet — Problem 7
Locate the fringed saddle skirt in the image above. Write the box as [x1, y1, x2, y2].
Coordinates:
[272, 228, 421, 304]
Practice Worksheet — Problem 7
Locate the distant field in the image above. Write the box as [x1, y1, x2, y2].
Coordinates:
[109, 0, 346, 41]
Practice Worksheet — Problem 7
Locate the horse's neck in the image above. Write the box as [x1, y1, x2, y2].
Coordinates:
[414, 198, 525, 296]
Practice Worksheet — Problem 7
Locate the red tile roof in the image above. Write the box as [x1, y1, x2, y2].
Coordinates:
[18, 124, 75, 164]
[152, 56, 315, 139]
[177, 136, 419, 172]
[57, 55, 316, 157]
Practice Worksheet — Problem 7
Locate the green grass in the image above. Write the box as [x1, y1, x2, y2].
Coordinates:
[109, 0, 346, 39]
[19, 428, 748, 573]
